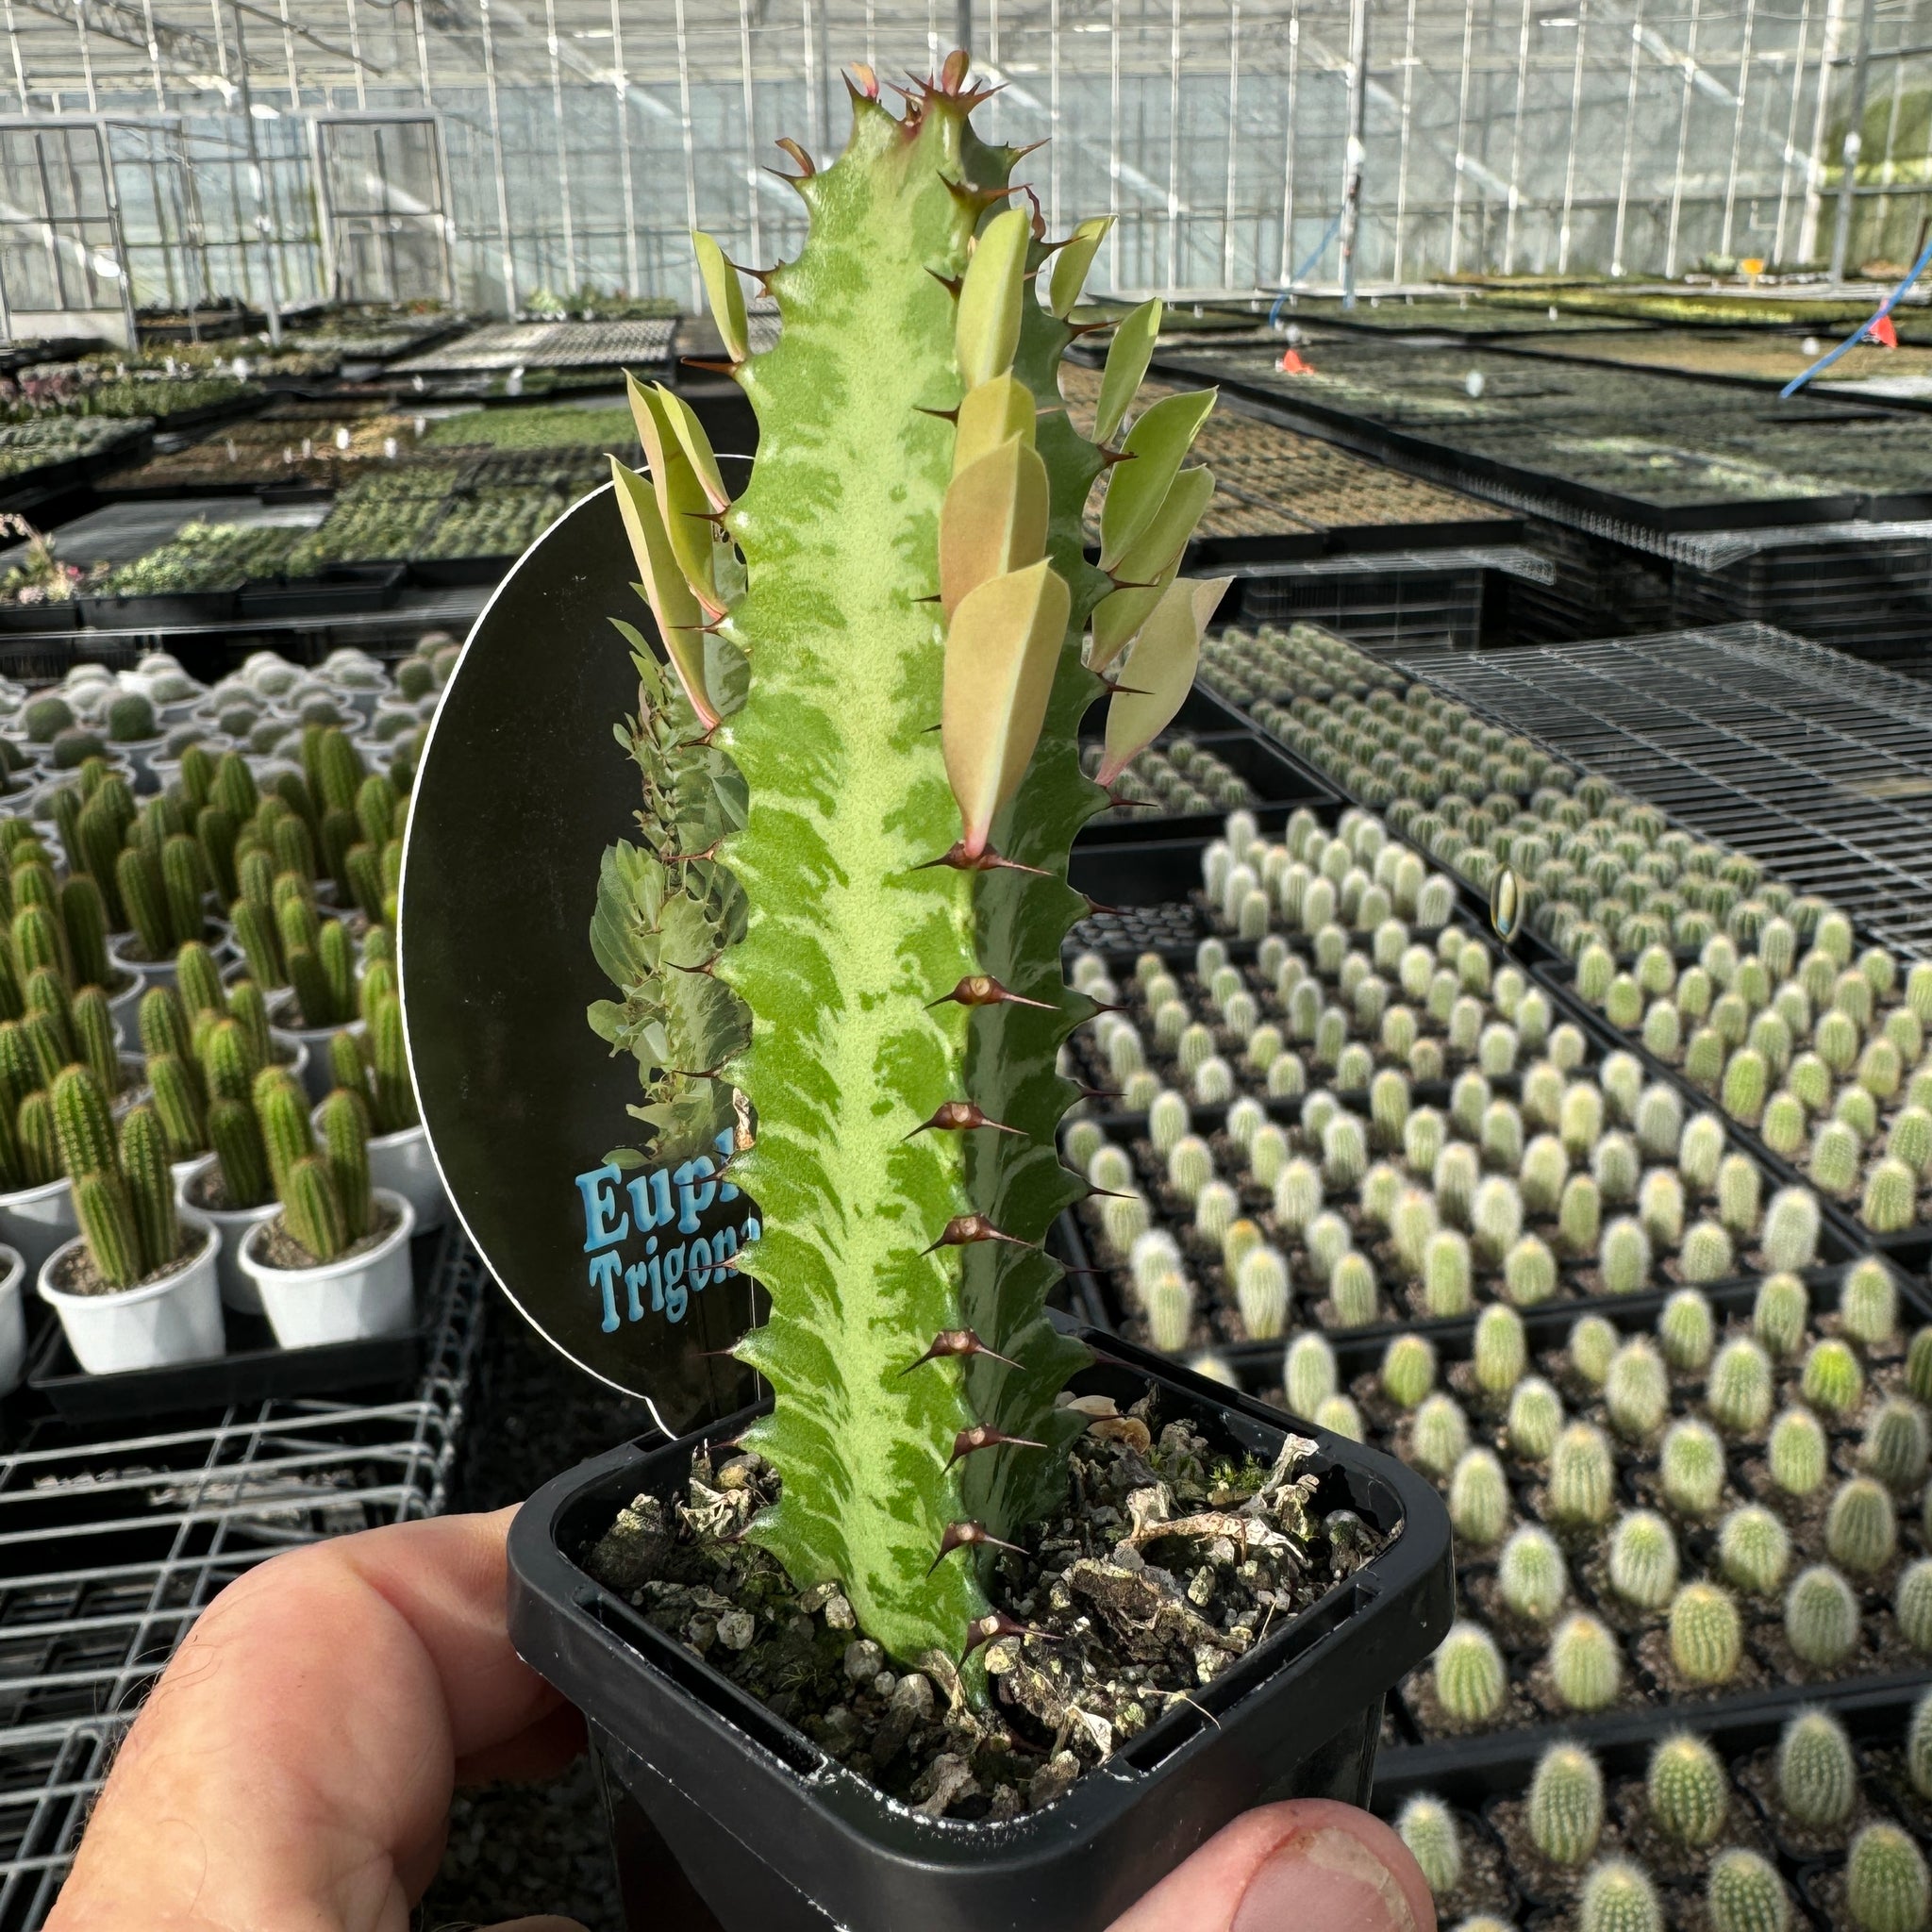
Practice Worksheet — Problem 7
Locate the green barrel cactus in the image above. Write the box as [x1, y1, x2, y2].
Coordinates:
[1432, 1620, 1506, 1724]
[1646, 1731, 1727, 1845]
[1785, 1563, 1859, 1668]
[1847, 1823, 1930, 1932]
[1448, 1447, 1509, 1547]
[590, 67, 1227, 1672]
[1825, 1475, 1897, 1574]
[1499, 1524, 1566, 1622]
[1669, 1580, 1742, 1684]
[1578, 1859, 1662, 1932]
[1394, 1794, 1462, 1897]
[1527, 1740, 1604, 1866]
[1707, 1849, 1790, 1932]
[1548, 1609, 1621, 1710]
[1777, 1707, 1856, 1827]
[1717, 1504, 1790, 1596]
[1607, 1508, 1678, 1609]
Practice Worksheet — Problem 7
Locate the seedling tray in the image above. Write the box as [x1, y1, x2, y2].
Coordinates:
[0, 604, 78, 634]
[236, 562, 407, 617]
[408, 554, 517, 588]
[26, 1261, 435, 1424]
[75, 588, 240, 628]
[1075, 725, 1335, 845]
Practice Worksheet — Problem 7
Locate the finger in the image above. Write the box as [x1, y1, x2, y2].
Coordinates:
[49, 1508, 576, 1932]
[456, 1699, 589, 1787]
[479, 1921, 592, 1931]
[1108, 1798, 1435, 1932]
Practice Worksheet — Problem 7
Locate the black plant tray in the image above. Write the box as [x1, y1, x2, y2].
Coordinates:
[1075, 725, 1337, 846]
[1152, 348, 1916, 534]
[409, 553, 516, 588]
[26, 1265, 433, 1423]
[1186, 510, 1528, 571]
[76, 588, 240, 629]
[0, 603, 78, 633]
[507, 1326, 1455, 1932]
[237, 562, 406, 617]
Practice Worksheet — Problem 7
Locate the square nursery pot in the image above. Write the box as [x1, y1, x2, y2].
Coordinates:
[508, 1329, 1454, 1932]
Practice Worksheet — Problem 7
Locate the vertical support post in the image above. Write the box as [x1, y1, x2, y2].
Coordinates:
[956, 0, 971, 58]
[95, 124, 138, 345]
[1107, 0, 1121, 290]
[1337, 0, 1368, 308]
[1611, 0, 1645, 276]
[1663, 0, 1703, 276]
[1448, 0, 1475, 275]
[1720, 0, 1757, 256]
[1165, 0, 1180, 291]
[231, 7, 282, 343]
[1502, 0, 1532, 275]
[1048, 0, 1060, 236]
[673, 0, 702, 310]
[543, 0, 575, 293]
[1799, 0, 1850, 265]
[1391, 0, 1416, 283]
[1222, 0, 1240, 291]
[1772, 0, 1814, 264]
[1829, 0, 1878, 280]
[1278, 1, 1299, 286]
[608, 5, 638, 296]
[476, 0, 516, 314]
[735, 0, 758, 268]
[1557, 0, 1588, 271]
[3, 0, 28, 112]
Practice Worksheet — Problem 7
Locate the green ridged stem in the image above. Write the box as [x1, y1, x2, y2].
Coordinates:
[1607, 1508, 1678, 1609]
[197, 805, 240, 904]
[1660, 1419, 1725, 1518]
[1707, 1336, 1774, 1434]
[1752, 1272, 1808, 1357]
[230, 898, 284, 990]
[328, 1027, 367, 1098]
[345, 843, 386, 923]
[0, 1023, 36, 1121]
[72, 986, 119, 1097]
[59, 875, 110, 990]
[355, 773, 398, 849]
[1778, 1707, 1856, 1827]
[272, 810, 316, 884]
[50, 1062, 114, 1183]
[1670, 1580, 1742, 1683]
[74, 1170, 141, 1288]
[229, 979, 273, 1068]
[282, 1153, 347, 1263]
[1498, 1524, 1566, 1621]
[199, 1017, 259, 1107]
[318, 1088, 371, 1243]
[311, 726, 364, 815]
[175, 941, 225, 1021]
[160, 834, 203, 944]
[76, 800, 126, 930]
[0, 939, 23, 1026]
[256, 1070, 313, 1200]
[11, 902, 68, 989]
[16, 1091, 57, 1188]
[1707, 1848, 1790, 1932]
[1825, 1476, 1897, 1575]
[208, 1095, 271, 1209]
[1526, 1741, 1604, 1867]
[23, 1013, 67, 1092]
[1431, 1621, 1505, 1724]
[177, 742, 215, 814]
[137, 984, 191, 1068]
[114, 846, 171, 960]
[1896, 1558, 1932, 1654]
[1847, 1824, 1930, 1932]
[120, 1102, 177, 1274]
[1718, 1504, 1790, 1595]
[149, 1051, 207, 1159]
[0, 1090, 23, 1191]
[238, 847, 275, 913]
[211, 750, 258, 822]
[1646, 1732, 1727, 1847]
[1863, 1398, 1931, 1493]
[1785, 1564, 1859, 1668]
[1912, 1689, 1932, 1801]
[321, 807, 358, 894]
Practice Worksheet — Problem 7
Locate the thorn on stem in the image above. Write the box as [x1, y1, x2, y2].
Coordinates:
[906, 1100, 1025, 1140]
[946, 1425, 1048, 1470]
[926, 974, 1058, 1013]
[919, 1212, 1036, 1257]
[928, 1520, 1024, 1574]
[899, 1328, 1022, 1374]
[965, 1611, 1053, 1656]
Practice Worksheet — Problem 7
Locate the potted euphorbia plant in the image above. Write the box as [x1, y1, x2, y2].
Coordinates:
[503, 56, 1451, 1932]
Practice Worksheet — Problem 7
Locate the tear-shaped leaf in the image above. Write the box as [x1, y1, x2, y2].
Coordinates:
[954, 374, 1037, 475]
[1048, 215, 1112, 320]
[609, 458, 717, 728]
[1093, 296, 1163, 446]
[691, 230, 749, 362]
[1089, 462, 1214, 673]
[1098, 575, 1231, 786]
[938, 436, 1049, 620]
[942, 558, 1073, 855]
[629, 375, 724, 616]
[955, 206, 1032, 390]
[654, 381, 732, 512]
[1097, 387, 1216, 572]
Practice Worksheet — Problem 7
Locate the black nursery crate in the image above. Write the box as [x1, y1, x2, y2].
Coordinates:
[1218, 547, 1519, 653]
[24, 1237, 443, 1425]
[1075, 725, 1336, 846]
[408, 553, 517, 589]
[0, 605, 78, 635]
[236, 562, 407, 617]
[75, 588, 240, 629]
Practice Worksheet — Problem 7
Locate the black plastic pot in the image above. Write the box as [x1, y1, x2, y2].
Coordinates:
[508, 1326, 1454, 1932]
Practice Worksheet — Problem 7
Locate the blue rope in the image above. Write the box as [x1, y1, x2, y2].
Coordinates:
[1267, 210, 1347, 329]
[1779, 235, 1932, 398]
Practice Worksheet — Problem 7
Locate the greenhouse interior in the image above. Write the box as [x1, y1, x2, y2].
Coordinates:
[0, 3, 1929, 1930]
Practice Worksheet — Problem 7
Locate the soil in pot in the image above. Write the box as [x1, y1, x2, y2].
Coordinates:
[583, 1391, 1386, 1819]
[253, 1197, 404, 1272]
[46, 1223, 209, 1295]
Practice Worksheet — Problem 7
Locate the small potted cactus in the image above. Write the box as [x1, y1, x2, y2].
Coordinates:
[35, 1070, 222, 1374]
[104, 690, 165, 788]
[498, 54, 1451, 1932]
[235, 1074, 415, 1346]
[321, 976, 443, 1233]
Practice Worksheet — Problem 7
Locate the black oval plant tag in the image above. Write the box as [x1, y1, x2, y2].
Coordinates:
[398, 483, 760, 1431]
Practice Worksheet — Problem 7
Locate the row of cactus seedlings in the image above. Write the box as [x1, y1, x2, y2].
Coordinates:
[1193, 621, 1932, 1240]
[1077, 735, 1257, 824]
[1267, 1266, 1932, 1738]
[1062, 809, 1828, 1349]
[1391, 1695, 1932, 1931]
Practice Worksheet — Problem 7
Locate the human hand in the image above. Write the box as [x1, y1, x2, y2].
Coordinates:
[48, 1506, 1431, 1932]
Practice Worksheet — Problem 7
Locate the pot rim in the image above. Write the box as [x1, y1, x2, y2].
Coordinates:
[237, 1187, 416, 1283]
[37, 1209, 216, 1309]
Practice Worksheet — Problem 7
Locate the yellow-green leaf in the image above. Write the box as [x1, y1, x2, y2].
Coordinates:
[953, 374, 1037, 475]
[654, 381, 732, 512]
[1088, 462, 1215, 672]
[1093, 296, 1162, 446]
[1098, 575, 1231, 785]
[1048, 215, 1112, 320]
[955, 206, 1032, 390]
[942, 558, 1073, 854]
[938, 436, 1049, 620]
[691, 230, 748, 363]
[609, 457, 717, 728]
[629, 375, 724, 616]
[1097, 387, 1216, 572]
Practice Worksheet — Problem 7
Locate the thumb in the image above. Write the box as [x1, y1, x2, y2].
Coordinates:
[478, 1921, 591, 1931]
[1108, 1798, 1435, 1932]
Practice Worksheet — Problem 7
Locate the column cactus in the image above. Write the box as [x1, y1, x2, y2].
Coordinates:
[589, 59, 1224, 1671]
[51, 1068, 180, 1289]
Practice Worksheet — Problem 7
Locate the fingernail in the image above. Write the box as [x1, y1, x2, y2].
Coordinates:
[1231, 1825, 1419, 1932]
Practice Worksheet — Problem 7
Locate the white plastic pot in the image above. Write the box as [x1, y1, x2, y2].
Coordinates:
[0, 1244, 25, 1395]
[175, 1154, 279, 1315]
[109, 936, 180, 991]
[268, 991, 356, 1102]
[366, 1122, 447, 1234]
[0, 1174, 76, 1279]
[107, 970, 143, 1052]
[114, 735, 167, 791]
[240, 1188, 416, 1349]
[38, 1210, 223, 1374]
